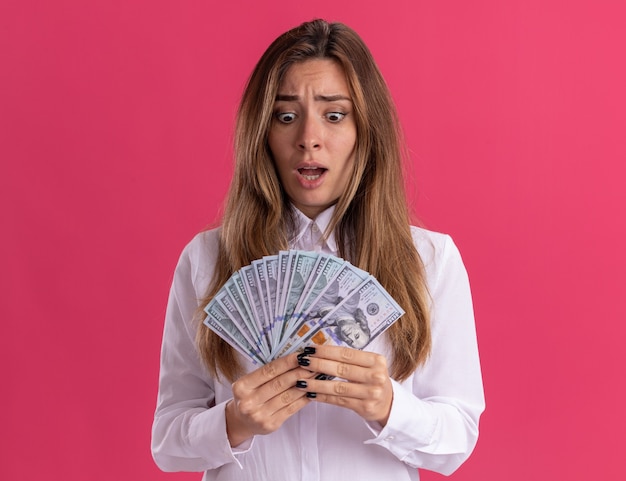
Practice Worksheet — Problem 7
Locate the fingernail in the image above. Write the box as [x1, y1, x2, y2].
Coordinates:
[297, 356, 310, 367]
[315, 373, 330, 380]
[306, 392, 317, 398]
[295, 380, 308, 389]
[303, 346, 316, 355]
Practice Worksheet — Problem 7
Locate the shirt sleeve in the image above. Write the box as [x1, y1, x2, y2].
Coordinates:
[151, 240, 250, 472]
[364, 234, 485, 475]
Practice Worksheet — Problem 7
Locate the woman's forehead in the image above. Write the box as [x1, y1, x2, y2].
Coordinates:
[277, 59, 349, 97]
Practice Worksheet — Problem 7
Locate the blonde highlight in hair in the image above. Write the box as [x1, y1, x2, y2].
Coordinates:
[198, 19, 431, 382]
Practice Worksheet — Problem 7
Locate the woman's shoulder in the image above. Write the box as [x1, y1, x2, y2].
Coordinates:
[410, 225, 452, 259]
[182, 227, 221, 258]
[174, 227, 222, 288]
[409, 225, 464, 286]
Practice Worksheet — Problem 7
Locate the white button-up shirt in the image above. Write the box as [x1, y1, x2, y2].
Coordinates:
[152, 207, 485, 480]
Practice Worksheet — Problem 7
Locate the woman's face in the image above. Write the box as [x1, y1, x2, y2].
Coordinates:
[268, 59, 357, 219]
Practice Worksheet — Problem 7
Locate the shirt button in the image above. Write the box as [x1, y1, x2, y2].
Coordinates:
[311, 224, 319, 232]
[385, 435, 395, 441]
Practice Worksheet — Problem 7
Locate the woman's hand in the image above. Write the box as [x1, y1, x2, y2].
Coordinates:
[294, 345, 394, 426]
[225, 354, 315, 447]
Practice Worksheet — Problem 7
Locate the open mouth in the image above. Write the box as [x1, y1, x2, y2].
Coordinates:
[297, 167, 327, 181]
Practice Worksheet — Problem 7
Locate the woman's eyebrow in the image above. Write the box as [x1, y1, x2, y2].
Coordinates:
[275, 94, 352, 102]
[316, 94, 351, 102]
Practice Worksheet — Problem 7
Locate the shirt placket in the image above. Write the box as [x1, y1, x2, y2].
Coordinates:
[310, 222, 323, 252]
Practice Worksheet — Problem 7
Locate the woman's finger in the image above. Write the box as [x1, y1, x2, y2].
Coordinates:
[233, 353, 300, 394]
[297, 346, 388, 384]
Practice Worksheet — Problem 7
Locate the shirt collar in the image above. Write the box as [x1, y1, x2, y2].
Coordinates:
[290, 205, 339, 254]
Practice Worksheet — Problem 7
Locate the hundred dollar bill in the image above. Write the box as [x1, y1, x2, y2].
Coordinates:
[240, 265, 272, 353]
[252, 258, 274, 349]
[263, 255, 279, 350]
[273, 251, 322, 355]
[275, 251, 293, 321]
[262, 254, 279, 332]
[272, 250, 295, 349]
[203, 303, 264, 364]
[281, 276, 404, 355]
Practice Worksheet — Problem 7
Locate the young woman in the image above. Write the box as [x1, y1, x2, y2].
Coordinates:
[152, 19, 484, 481]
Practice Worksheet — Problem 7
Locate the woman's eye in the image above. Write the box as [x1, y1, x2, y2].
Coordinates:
[325, 112, 346, 123]
[276, 112, 296, 124]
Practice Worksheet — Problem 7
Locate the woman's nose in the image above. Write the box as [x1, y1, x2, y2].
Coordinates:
[297, 115, 321, 151]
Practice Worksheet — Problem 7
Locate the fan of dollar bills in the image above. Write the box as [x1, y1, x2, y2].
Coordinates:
[203, 250, 405, 365]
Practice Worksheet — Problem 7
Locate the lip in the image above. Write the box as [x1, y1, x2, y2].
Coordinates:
[295, 161, 327, 170]
[294, 162, 328, 189]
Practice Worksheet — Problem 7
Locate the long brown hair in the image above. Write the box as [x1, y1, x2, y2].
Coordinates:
[197, 19, 431, 382]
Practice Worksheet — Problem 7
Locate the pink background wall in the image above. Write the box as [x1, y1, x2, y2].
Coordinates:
[2, 1, 625, 479]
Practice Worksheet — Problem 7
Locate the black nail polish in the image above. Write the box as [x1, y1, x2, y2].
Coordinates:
[306, 392, 317, 399]
[303, 346, 316, 355]
[315, 373, 330, 380]
[295, 380, 308, 389]
[297, 356, 310, 367]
